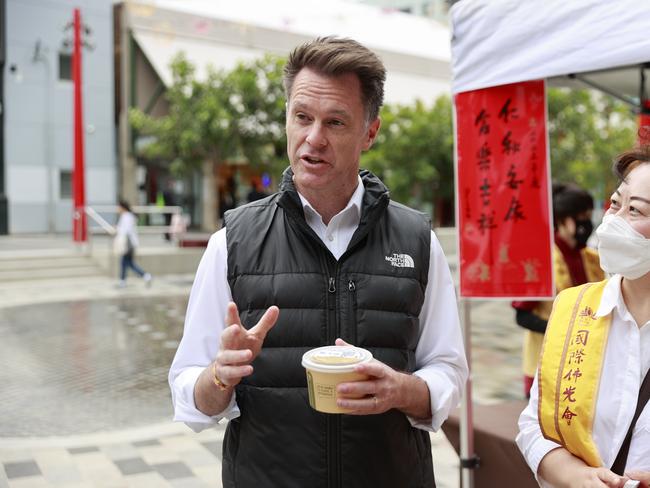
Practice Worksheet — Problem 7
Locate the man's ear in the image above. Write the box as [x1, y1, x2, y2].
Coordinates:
[363, 117, 381, 151]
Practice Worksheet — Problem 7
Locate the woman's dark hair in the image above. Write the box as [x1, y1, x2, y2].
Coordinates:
[118, 199, 132, 213]
[552, 182, 594, 229]
[613, 143, 650, 182]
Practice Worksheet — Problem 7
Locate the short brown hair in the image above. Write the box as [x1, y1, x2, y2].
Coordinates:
[283, 36, 386, 122]
[613, 145, 650, 181]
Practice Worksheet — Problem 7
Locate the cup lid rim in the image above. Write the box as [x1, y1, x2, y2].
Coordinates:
[302, 345, 373, 373]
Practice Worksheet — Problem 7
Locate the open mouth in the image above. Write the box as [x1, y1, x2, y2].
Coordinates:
[302, 155, 326, 165]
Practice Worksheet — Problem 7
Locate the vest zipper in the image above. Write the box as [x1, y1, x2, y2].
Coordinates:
[348, 279, 357, 345]
[326, 267, 341, 488]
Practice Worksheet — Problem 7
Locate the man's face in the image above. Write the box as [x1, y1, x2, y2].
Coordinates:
[285, 68, 380, 199]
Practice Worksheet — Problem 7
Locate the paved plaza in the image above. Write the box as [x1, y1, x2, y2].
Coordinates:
[0, 235, 528, 487]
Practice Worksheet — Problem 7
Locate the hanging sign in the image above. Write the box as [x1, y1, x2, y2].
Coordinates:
[455, 80, 553, 299]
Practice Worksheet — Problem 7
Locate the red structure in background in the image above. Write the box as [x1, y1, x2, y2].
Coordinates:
[72, 8, 87, 243]
[455, 80, 553, 299]
[639, 100, 650, 146]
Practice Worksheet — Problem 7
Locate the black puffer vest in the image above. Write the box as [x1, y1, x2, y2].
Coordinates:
[223, 169, 434, 488]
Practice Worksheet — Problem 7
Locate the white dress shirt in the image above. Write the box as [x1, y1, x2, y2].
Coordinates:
[169, 177, 468, 433]
[517, 275, 650, 485]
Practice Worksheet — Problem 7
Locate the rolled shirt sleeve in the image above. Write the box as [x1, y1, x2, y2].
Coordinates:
[168, 229, 241, 432]
[409, 231, 469, 432]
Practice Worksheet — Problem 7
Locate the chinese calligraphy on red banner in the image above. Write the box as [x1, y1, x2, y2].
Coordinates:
[455, 80, 553, 298]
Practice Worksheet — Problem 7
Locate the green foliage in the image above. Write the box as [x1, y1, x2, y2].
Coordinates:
[547, 88, 636, 199]
[130, 53, 637, 216]
[361, 97, 454, 213]
[361, 88, 637, 219]
[129, 53, 286, 175]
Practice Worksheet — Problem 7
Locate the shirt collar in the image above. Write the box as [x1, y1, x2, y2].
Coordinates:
[298, 175, 364, 223]
[595, 275, 624, 318]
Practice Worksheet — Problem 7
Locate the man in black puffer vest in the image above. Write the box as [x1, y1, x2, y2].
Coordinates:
[170, 37, 468, 488]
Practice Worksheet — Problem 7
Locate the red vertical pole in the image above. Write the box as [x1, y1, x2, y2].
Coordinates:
[72, 8, 86, 242]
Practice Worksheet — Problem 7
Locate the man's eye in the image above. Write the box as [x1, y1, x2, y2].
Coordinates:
[329, 120, 344, 127]
[610, 199, 619, 208]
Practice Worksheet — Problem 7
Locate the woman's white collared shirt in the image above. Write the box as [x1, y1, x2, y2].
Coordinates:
[517, 275, 650, 483]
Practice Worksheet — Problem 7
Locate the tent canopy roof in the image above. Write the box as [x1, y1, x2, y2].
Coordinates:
[450, 0, 650, 107]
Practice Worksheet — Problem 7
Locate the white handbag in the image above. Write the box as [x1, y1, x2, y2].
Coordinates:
[113, 234, 128, 255]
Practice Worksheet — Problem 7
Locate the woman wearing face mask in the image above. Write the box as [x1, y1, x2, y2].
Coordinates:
[517, 148, 650, 487]
[513, 183, 604, 397]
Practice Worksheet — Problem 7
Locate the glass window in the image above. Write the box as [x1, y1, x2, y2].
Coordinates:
[59, 53, 72, 81]
[60, 170, 72, 199]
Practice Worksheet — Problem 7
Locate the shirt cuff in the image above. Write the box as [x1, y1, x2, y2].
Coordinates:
[409, 368, 461, 432]
[171, 366, 241, 432]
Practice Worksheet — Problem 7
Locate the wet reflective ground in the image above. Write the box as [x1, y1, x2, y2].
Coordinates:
[0, 295, 188, 437]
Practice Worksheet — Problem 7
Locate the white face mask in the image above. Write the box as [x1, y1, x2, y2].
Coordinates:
[596, 214, 650, 280]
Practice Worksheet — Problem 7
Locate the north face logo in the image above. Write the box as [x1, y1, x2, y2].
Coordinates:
[385, 253, 415, 268]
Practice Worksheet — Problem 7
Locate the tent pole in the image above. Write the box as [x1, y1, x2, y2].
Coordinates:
[568, 73, 638, 109]
[640, 65, 645, 105]
[459, 299, 479, 488]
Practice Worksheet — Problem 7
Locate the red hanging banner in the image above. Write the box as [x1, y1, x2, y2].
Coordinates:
[455, 80, 553, 299]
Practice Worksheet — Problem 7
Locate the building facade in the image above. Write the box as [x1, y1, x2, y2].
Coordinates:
[4, 0, 116, 233]
[117, 0, 452, 230]
[2, 0, 451, 234]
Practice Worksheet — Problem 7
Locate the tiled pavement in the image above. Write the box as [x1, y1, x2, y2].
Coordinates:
[0, 423, 463, 488]
[1, 423, 226, 488]
[0, 239, 527, 488]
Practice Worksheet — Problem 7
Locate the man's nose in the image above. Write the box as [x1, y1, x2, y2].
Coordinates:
[306, 122, 327, 148]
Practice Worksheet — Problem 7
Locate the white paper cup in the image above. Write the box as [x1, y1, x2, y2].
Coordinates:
[302, 345, 373, 414]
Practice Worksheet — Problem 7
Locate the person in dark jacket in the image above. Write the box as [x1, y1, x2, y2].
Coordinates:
[512, 182, 603, 397]
[169, 37, 468, 488]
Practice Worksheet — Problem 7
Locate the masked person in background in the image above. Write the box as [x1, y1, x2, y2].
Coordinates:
[517, 147, 650, 487]
[512, 182, 604, 397]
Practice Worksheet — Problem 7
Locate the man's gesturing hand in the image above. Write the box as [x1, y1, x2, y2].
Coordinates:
[213, 302, 279, 388]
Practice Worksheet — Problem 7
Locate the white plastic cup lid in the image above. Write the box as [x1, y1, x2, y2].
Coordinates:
[302, 346, 373, 373]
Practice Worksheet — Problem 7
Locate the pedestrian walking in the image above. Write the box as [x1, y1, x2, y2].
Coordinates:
[114, 199, 152, 288]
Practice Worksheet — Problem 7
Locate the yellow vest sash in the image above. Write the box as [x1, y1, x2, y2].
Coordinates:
[538, 280, 611, 467]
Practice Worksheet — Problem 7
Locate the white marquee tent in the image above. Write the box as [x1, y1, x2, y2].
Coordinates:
[450, 0, 650, 106]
